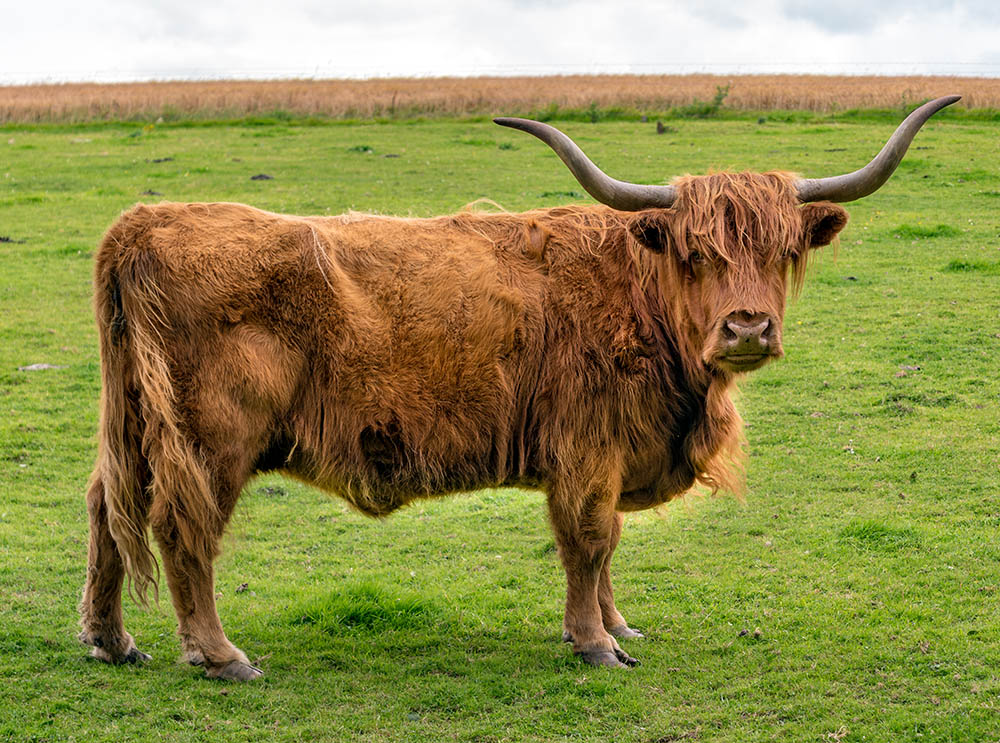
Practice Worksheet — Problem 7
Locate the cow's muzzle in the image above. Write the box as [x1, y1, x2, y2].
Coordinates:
[715, 311, 780, 372]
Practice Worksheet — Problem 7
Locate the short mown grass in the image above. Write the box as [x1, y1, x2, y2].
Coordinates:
[1, 113, 999, 742]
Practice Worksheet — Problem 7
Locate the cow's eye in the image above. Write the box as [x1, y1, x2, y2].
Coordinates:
[689, 251, 704, 265]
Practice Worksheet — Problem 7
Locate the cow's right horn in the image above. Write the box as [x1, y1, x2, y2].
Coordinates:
[494, 117, 677, 211]
[795, 95, 961, 203]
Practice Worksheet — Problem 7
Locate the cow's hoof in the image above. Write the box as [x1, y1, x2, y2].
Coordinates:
[609, 624, 645, 640]
[91, 645, 151, 665]
[614, 648, 640, 666]
[577, 648, 639, 668]
[124, 647, 152, 664]
[565, 626, 644, 642]
[81, 630, 150, 665]
[206, 660, 263, 682]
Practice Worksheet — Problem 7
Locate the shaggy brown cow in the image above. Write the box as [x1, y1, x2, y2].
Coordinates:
[79, 96, 958, 680]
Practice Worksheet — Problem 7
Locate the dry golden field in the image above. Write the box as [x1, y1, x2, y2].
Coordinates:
[0, 74, 997, 123]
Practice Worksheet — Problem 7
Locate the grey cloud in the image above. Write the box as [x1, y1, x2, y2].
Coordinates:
[781, 0, 953, 33]
[501, 0, 576, 8]
[687, 2, 751, 30]
[782, 0, 1000, 33]
[102, 0, 249, 45]
[956, 0, 1000, 24]
[304, 0, 485, 28]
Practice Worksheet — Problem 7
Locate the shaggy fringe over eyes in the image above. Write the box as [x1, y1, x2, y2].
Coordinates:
[667, 171, 811, 294]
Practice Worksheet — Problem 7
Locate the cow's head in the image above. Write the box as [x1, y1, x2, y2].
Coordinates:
[623, 171, 847, 374]
[496, 96, 958, 376]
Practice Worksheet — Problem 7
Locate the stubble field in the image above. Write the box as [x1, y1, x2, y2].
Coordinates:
[3, 74, 1000, 123]
[1, 97, 999, 742]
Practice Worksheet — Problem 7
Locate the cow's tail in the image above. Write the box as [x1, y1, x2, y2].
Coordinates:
[94, 208, 220, 605]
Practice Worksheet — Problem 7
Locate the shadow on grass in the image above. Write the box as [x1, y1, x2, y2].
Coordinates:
[284, 581, 602, 679]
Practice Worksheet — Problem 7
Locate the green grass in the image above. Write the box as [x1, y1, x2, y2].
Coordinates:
[2, 114, 999, 742]
[944, 259, 1000, 275]
[893, 223, 962, 239]
[838, 519, 923, 553]
[294, 583, 443, 632]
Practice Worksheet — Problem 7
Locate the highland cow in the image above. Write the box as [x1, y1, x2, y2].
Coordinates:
[79, 96, 958, 680]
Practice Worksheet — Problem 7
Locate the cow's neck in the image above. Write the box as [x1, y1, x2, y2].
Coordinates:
[633, 259, 744, 498]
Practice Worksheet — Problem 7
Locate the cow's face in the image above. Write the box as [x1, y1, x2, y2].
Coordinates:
[627, 173, 848, 375]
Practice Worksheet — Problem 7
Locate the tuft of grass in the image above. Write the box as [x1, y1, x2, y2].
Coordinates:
[839, 520, 922, 553]
[943, 259, 1000, 275]
[458, 137, 497, 147]
[292, 583, 443, 633]
[893, 223, 961, 239]
[879, 391, 960, 416]
[539, 190, 584, 199]
[673, 83, 731, 119]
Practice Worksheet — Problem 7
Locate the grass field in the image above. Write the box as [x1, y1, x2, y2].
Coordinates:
[3, 74, 1000, 123]
[1, 110, 999, 742]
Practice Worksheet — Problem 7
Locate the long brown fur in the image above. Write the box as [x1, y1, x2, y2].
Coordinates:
[79, 172, 847, 677]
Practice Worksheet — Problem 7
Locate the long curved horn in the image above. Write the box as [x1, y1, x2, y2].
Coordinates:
[795, 95, 961, 203]
[494, 117, 676, 210]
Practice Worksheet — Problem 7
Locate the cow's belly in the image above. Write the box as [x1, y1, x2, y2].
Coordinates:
[281, 364, 537, 517]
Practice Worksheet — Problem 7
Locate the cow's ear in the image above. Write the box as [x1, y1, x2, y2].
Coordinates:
[801, 202, 849, 249]
[627, 211, 669, 253]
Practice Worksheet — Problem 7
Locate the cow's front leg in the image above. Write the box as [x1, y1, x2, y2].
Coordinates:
[548, 473, 638, 668]
[598, 512, 644, 640]
[560, 510, 644, 644]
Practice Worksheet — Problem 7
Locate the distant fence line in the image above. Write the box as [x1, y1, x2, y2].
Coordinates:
[1, 75, 996, 123]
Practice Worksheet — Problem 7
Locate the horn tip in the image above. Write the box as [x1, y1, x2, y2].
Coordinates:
[494, 117, 543, 135]
[927, 95, 961, 112]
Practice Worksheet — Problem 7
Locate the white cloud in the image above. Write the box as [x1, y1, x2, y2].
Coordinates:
[2, 0, 998, 83]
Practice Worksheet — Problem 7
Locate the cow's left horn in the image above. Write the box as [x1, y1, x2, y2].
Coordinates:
[795, 95, 961, 203]
[494, 117, 676, 210]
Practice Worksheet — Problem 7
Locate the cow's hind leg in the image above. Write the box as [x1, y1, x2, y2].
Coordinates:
[151, 453, 261, 681]
[548, 471, 638, 669]
[79, 473, 151, 664]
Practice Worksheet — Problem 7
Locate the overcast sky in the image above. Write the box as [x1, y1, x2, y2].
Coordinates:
[4, 0, 999, 84]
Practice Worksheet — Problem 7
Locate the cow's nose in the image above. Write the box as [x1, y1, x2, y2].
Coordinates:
[723, 312, 772, 353]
